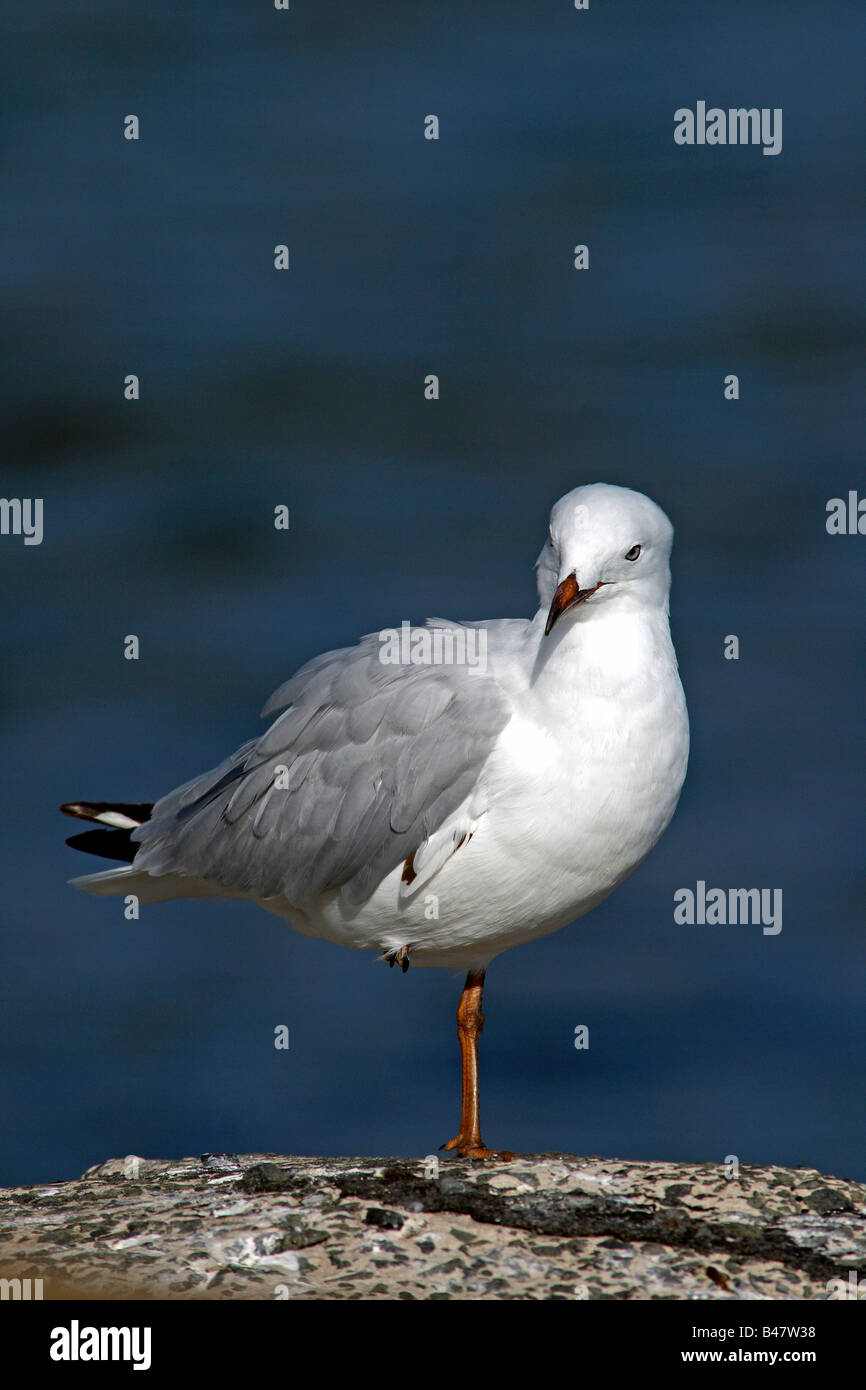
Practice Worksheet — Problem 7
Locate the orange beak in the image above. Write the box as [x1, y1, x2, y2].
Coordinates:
[544, 573, 604, 635]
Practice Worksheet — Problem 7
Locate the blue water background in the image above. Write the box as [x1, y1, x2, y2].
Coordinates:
[0, 1, 863, 1183]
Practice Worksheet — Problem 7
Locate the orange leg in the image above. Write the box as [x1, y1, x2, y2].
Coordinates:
[442, 969, 514, 1160]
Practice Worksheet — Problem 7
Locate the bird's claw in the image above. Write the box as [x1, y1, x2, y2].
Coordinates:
[381, 945, 411, 973]
[440, 1135, 515, 1161]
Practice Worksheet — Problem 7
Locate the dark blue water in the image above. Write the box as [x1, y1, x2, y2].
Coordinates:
[1, 1, 864, 1186]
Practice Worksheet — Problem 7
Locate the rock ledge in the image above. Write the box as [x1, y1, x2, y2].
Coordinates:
[0, 1154, 863, 1299]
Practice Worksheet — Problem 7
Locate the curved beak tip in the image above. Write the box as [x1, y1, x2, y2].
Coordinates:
[545, 574, 602, 635]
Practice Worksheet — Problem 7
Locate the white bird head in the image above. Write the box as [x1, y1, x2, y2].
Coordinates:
[536, 483, 675, 634]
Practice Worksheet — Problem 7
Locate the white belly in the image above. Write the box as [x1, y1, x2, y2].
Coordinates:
[264, 648, 689, 970]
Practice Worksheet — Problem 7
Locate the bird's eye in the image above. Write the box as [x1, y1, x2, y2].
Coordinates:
[625, 544, 641, 561]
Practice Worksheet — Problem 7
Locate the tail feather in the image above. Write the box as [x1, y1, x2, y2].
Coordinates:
[62, 800, 244, 905]
[62, 800, 246, 906]
[61, 801, 153, 830]
[70, 864, 247, 904]
[61, 800, 154, 864]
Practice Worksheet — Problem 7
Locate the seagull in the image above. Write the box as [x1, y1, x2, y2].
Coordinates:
[61, 483, 689, 1159]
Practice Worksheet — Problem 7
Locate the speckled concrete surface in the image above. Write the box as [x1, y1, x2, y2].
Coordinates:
[0, 1154, 863, 1300]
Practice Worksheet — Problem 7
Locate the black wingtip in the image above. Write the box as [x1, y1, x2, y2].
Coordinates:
[65, 829, 139, 863]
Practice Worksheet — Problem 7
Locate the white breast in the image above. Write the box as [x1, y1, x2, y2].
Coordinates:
[279, 607, 689, 969]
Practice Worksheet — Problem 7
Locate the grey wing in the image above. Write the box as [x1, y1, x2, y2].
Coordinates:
[131, 628, 511, 908]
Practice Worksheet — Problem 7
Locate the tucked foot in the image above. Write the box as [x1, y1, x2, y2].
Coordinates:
[381, 945, 412, 972]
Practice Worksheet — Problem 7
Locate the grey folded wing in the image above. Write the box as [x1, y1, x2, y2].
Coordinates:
[130, 626, 511, 908]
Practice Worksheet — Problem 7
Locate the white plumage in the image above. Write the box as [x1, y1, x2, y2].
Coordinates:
[71, 482, 689, 973]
